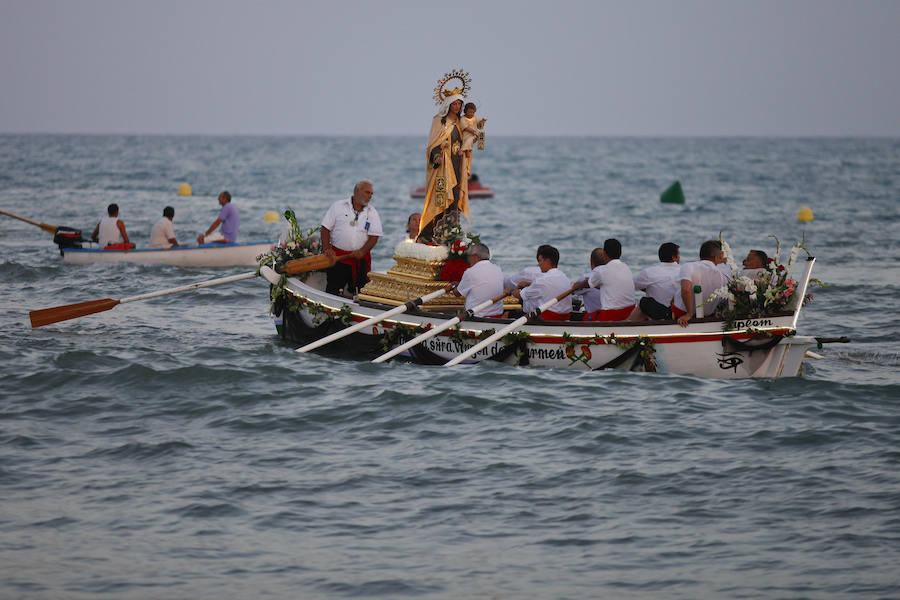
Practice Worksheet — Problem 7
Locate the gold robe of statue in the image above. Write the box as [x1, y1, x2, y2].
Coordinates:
[418, 95, 470, 241]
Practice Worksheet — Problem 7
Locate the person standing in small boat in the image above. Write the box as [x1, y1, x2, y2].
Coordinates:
[320, 180, 383, 297]
[91, 203, 133, 249]
[198, 191, 239, 244]
[149, 206, 179, 249]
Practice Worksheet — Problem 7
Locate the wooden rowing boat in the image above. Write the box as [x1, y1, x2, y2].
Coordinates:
[259, 256, 819, 379]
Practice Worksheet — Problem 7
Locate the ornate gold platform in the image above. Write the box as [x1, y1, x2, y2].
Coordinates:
[359, 255, 520, 311]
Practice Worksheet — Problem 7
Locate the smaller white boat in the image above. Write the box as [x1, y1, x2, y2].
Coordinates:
[61, 241, 273, 267]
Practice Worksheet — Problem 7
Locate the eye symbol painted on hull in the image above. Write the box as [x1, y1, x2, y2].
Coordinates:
[716, 352, 744, 373]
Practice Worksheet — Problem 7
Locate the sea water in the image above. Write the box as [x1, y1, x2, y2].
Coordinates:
[1, 135, 899, 598]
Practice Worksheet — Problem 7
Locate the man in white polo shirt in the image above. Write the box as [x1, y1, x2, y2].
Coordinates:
[509, 244, 573, 321]
[455, 242, 505, 318]
[574, 239, 635, 321]
[320, 180, 383, 297]
[673, 239, 730, 327]
[629, 242, 681, 320]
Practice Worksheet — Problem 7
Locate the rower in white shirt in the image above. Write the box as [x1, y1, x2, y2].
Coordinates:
[673, 240, 731, 327]
[454, 242, 505, 318]
[502, 265, 541, 291]
[572, 252, 604, 316]
[628, 242, 681, 320]
[508, 245, 573, 321]
[573, 239, 635, 321]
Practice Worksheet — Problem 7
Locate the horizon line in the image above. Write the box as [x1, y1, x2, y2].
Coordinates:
[2, 131, 899, 140]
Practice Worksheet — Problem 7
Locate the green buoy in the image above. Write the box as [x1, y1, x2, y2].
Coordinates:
[660, 180, 685, 204]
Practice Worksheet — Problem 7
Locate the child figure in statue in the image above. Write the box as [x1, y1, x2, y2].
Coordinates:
[459, 102, 486, 157]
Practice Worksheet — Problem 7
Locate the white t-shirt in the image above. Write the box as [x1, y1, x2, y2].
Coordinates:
[321, 199, 383, 251]
[673, 260, 730, 314]
[633, 262, 681, 306]
[503, 265, 541, 291]
[149, 217, 176, 249]
[587, 259, 635, 310]
[457, 259, 505, 316]
[97, 215, 122, 247]
[520, 267, 572, 314]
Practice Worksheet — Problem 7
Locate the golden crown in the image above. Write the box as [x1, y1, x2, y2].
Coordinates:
[433, 69, 472, 105]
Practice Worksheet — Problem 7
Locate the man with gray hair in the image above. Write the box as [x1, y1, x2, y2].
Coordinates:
[455, 242, 505, 318]
[321, 180, 383, 296]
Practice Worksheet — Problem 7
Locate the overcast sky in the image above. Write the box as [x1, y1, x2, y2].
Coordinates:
[1, 0, 898, 136]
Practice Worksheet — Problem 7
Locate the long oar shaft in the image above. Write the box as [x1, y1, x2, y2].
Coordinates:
[444, 285, 577, 367]
[30, 271, 258, 328]
[373, 317, 462, 363]
[296, 288, 450, 354]
[0, 209, 58, 234]
[119, 271, 257, 304]
[372, 292, 507, 363]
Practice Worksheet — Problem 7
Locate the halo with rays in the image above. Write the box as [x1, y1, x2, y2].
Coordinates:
[432, 69, 472, 105]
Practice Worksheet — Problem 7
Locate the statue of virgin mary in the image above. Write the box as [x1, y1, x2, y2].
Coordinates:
[417, 71, 474, 242]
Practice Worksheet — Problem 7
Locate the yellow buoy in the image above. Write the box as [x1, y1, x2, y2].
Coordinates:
[263, 210, 279, 223]
[797, 206, 814, 222]
[178, 183, 192, 197]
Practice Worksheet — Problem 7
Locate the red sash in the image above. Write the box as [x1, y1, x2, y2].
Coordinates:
[671, 303, 687, 318]
[540, 310, 570, 321]
[586, 305, 635, 322]
[333, 246, 372, 286]
[104, 242, 134, 250]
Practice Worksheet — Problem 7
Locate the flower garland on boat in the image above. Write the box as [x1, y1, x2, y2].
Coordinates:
[708, 234, 818, 330]
[431, 221, 481, 282]
[379, 322, 429, 352]
[562, 333, 658, 372]
[268, 273, 354, 325]
[256, 208, 323, 277]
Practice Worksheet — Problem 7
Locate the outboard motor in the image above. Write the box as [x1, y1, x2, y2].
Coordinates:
[53, 226, 84, 255]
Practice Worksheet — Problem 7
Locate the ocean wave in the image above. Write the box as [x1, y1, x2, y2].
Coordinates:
[80, 440, 194, 461]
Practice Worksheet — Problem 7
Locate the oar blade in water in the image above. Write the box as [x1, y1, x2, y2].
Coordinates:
[30, 298, 120, 328]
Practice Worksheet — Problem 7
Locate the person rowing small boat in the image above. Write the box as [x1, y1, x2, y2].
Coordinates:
[90, 203, 134, 250]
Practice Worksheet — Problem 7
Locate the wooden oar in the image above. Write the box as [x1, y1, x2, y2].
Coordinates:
[30, 271, 258, 328]
[30, 254, 332, 328]
[0, 209, 64, 234]
[372, 290, 509, 363]
[280, 253, 335, 274]
[296, 287, 453, 354]
[444, 284, 579, 367]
